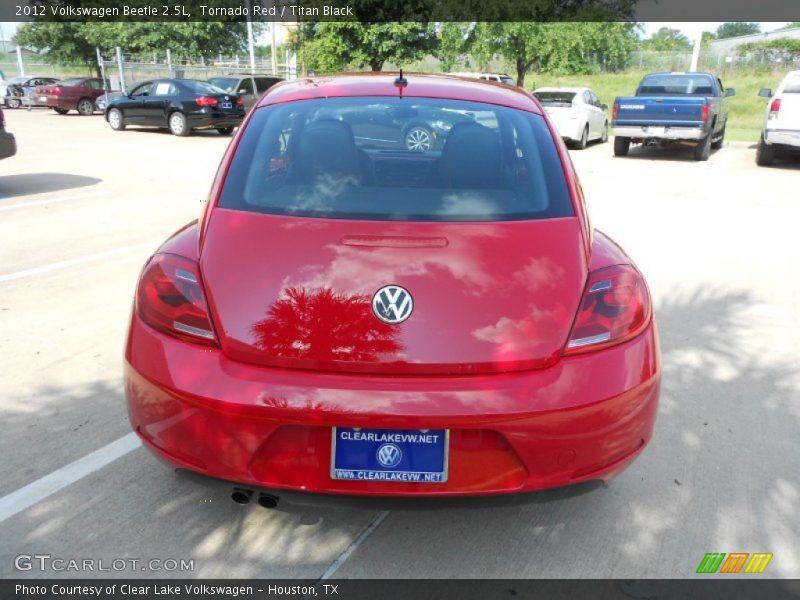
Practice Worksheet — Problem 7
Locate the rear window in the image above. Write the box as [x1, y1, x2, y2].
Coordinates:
[208, 77, 237, 93]
[59, 78, 83, 87]
[534, 91, 576, 105]
[784, 75, 800, 94]
[180, 80, 225, 95]
[637, 74, 716, 96]
[218, 97, 573, 222]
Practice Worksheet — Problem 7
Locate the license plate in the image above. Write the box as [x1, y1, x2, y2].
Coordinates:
[646, 126, 666, 135]
[39, 96, 47, 102]
[331, 427, 448, 483]
[220, 102, 233, 109]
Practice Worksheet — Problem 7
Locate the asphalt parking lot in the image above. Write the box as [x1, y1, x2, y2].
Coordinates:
[1, 108, 798, 579]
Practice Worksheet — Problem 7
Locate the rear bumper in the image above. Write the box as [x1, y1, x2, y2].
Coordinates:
[764, 128, 800, 148]
[612, 125, 707, 140]
[187, 113, 244, 129]
[0, 130, 17, 159]
[125, 313, 660, 498]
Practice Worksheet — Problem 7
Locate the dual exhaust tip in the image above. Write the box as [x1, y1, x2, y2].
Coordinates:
[231, 488, 279, 509]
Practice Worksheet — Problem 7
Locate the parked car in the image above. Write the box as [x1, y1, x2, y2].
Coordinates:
[612, 71, 734, 161]
[124, 74, 660, 505]
[448, 72, 517, 86]
[756, 70, 800, 166]
[34, 77, 108, 115]
[207, 74, 283, 112]
[4, 76, 60, 109]
[104, 79, 246, 136]
[94, 91, 122, 112]
[0, 105, 16, 159]
[534, 87, 608, 149]
[337, 101, 477, 151]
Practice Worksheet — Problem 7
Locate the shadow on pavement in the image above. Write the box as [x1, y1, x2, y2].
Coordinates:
[0, 173, 102, 198]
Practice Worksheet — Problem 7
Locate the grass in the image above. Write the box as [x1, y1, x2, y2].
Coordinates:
[527, 70, 784, 142]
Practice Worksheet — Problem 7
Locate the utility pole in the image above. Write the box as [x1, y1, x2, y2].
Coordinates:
[271, 23, 278, 76]
[690, 33, 702, 72]
[16, 45, 25, 76]
[246, 0, 256, 72]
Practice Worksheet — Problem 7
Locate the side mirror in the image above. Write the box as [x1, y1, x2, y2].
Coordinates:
[724, 88, 736, 97]
[758, 88, 773, 98]
[601, 103, 609, 111]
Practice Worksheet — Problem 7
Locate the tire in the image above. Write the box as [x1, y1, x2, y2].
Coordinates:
[168, 111, 190, 137]
[107, 108, 125, 131]
[77, 98, 94, 116]
[755, 135, 775, 167]
[693, 132, 711, 161]
[6, 98, 20, 109]
[575, 125, 588, 150]
[600, 121, 609, 143]
[217, 127, 234, 136]
[613, 136, 630, 157]
[53, 107, 69, 115]
[404, 126, 432, 151]
[711, 126, 725, 150]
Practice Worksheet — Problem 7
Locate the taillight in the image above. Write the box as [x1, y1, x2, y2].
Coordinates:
[611, 104, 618, 120]
[769, 98, 781, 119]
[235, 96, 245, 106]
[136, 253, 217, 346]
[195, 96, 218, 107]
[53, 87, 62, 95]
[700, 104, 710, 122]
[563, 264, 651, 355]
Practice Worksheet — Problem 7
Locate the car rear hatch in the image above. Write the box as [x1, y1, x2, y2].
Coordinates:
[200, 209, 587, 375]
[771, 92, 800, 130]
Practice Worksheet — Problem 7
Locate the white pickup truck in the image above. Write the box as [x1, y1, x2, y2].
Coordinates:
[756, 70, 800, 166]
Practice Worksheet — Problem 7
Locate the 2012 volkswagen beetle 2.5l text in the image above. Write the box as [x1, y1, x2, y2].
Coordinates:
[124, 73, 660, 506]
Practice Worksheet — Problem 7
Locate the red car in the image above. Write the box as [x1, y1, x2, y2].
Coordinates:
[35, 77, 107, 115]
[125, 74, 660, 506]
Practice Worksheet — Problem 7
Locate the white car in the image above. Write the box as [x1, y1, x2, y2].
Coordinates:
[757, 70, 800, 166]
[533, 87, 609, 149]
[448, 72, 517, 86]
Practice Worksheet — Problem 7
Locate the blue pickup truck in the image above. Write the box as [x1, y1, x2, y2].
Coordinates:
[611, 72, 735, 161]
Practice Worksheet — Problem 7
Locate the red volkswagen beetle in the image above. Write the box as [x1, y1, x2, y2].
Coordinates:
[125, 74, 660, 506]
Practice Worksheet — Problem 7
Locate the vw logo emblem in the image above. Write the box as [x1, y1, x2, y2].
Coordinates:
[376, 443, 403, 468]
[372, 285, 413, 324]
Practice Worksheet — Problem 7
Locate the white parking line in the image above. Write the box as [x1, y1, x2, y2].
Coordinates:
[0, 433, 141, 525]
[317, 510, 390, 580]
[0, 241, 157, 283]
[0, 192, 105, 212]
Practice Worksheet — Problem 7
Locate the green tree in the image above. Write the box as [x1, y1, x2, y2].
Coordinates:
[296, 22, 436, 73]
[435, 22, 476, 72]
[715, 22, 761, 39]
[13, 22, 252, 73]
[641, 27, 692, 51]
[472, 22, 638, 87]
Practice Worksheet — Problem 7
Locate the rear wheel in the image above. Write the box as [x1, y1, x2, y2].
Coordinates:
[755, 135, 775, 167]
[613, 136, 630, 156]
[693, 132, 711, 161]
[711, 126, 725, 150]
[107, 108, 125, 131]
[217, 127, 234, 136]
[77, 98, 94, 116]
[575, 125, 589, 150]
[600, 121, 609, 143]
[168, 111, 190, 137]
[53, 107, 69, 115]
[405, 126, 432, 151]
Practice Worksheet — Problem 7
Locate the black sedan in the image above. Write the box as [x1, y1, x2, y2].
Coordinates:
[104, 79, 245, 136]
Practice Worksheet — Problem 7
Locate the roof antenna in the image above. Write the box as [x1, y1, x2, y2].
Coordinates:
[394, 69, 408, 97]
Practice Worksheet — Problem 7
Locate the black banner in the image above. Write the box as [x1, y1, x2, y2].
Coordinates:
[2, 0, 800, 22]
[3, 580, 800, 600]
